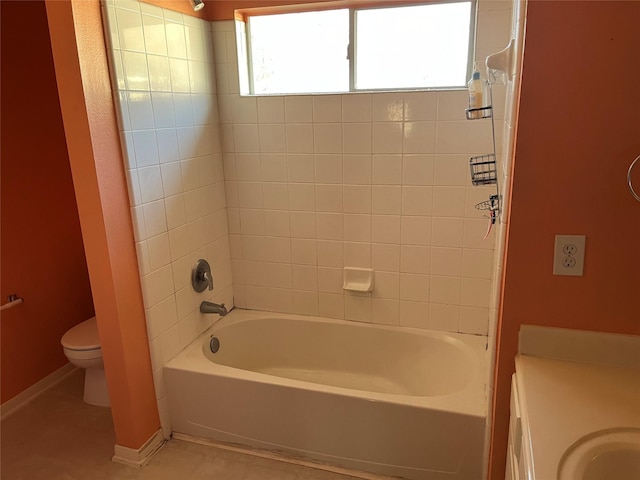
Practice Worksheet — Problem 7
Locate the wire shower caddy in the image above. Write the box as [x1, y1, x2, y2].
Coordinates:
[465, 82, 500, 223]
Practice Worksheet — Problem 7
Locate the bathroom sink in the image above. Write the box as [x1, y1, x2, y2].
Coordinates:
[557, 428, 640, 480]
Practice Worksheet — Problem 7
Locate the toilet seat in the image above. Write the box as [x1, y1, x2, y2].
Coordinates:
[63, 346, 103, 360]
[61, 317, 101, 351]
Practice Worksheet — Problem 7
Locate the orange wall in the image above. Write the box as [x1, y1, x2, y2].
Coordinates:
[143, 0, 401, 21]
[46, 0, 160, 448]
[489, 1, 640, 478]
[0, 0, 94, 404]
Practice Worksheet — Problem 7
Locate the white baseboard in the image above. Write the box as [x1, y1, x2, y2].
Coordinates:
[112, 428, 165, 467]
[1, 363, 78, 421]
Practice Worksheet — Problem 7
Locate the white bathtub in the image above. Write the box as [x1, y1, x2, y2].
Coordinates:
[164, 309, 488, 480]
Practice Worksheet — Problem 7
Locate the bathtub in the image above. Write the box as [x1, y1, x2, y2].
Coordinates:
[164, 309, 488, 480]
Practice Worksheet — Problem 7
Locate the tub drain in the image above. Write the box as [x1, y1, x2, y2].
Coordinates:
[209, 336, 220, 353]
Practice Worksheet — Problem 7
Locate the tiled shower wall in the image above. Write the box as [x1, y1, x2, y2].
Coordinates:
[102, 1, 233, 436]
[102, 0, 511, 435]
[213, 1, 511, 335]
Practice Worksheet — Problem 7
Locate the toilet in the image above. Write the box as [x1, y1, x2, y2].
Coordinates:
[61, 317, 110, 407]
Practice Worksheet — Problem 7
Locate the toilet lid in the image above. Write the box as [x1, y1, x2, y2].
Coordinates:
[61, 317, 101, 350]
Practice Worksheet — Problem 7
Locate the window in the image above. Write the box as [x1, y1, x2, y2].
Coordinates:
[236, 1, 475, 95]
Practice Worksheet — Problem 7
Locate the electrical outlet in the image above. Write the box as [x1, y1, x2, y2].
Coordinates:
[553, 235, 586, 276]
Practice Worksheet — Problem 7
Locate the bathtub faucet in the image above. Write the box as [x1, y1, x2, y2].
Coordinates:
[200, 301, 227, 316]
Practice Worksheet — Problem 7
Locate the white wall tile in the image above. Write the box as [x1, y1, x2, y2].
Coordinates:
[342, 124, 372, 154]
[462, 249, 494, 279]
[400, 273, 429, 302]
[116, 7, 145, 52]
[345, 294, 372, 322]
[262, 183, 289, 210]
[257, 96, 285, 123]
[401, 186, 433, 216]
[127, 92, 155, 129]
[259, 124, 286, 153]
[318, 267, 343, 293]
[344, 242, 371, 268]
[261, 154, 287, 182]
[343, 185, 371, 214]
[372, 186, 401, 215]
[291, 239, 317, 265]
[401, 216, 431, 246]
[428, 303, 459, 333]
[373, 271, 399, 299]
[436, 121, 468, 154]
[373, 123, 403, 154]
[372, 298, 399, 325]
[430, 275, 461, 305]
[400, 245, 429, 274]
[431, 217, 464, 247]
[292, 265, 317, 291]
[315, 185, 342, 212]
[344, 214, 371, 242]
[460, 278, 491, 308]
[313, 96, 342, 123]
[403, 155, 435, 186]
[138, 165, 164, 203]
[404, 121, 436, 153]
[152, 93, 176, 128]
[286, 124, 314, 153]
[372, 155, 402, 185]
[264, 210, 290, 237]
[459, 306, 489, 335]
[290, 211, 316, 238]
[399, 301, 429, 329]
[287, 154, 315, 183]
[317, 240, 343, 267]
[316, 213, 344, 241]
[314, 124, 342, 154]
[343, 155, 371, 185]
[142, 13, 168, 56]
[371, 215, 400, 244]
[342, 94, 372, 123]
[168, 58, 190, 93]
[147, 55, 171, 92]
[165, 22, 187, 58]
[404, 92, 437, 121]
[293, 290, 319, 316]
[315, 154, 343, 184]
[373, 93, 404, 122]
[285, 96, 313, 123]
[262, 237, 289, 264]
[288, 184, 315, 211]
[372, 243, 400, 272]
[434, 154, 469, 186]
[318, 293, 344, 319]
[430, 247, 463, 276]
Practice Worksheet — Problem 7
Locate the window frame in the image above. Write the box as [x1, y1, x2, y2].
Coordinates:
[237, 0, 478, 95]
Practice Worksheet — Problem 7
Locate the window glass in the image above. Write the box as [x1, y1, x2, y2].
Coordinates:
[248, 9, 350, 94]
[355, 2, 472, 89]
[240, 1, 474, 95]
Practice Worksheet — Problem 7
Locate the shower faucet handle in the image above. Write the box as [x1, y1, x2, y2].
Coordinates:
[192, 259, 214, 292]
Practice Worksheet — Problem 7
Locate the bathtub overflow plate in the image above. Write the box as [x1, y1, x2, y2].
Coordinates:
[209, 336, 220, 353]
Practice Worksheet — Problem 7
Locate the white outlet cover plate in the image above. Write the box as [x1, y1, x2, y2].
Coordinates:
[553, 235, 586, 276]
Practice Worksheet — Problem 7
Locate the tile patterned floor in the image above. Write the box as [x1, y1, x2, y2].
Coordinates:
[0, 370, 359, 480]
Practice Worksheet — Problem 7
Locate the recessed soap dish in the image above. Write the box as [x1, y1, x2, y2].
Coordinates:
[343, 267, 373, 292]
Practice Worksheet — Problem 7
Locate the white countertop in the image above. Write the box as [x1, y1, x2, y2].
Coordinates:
[515, 355, 640, 480]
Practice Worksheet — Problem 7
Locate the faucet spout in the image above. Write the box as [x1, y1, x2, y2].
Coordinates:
[200, 301, 227, 316]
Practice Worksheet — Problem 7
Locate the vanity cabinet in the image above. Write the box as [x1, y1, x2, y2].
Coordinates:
[505, 374, 531, 480]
